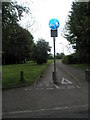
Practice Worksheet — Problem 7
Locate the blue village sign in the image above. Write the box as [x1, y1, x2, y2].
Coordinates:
[49, 18, 60, 30]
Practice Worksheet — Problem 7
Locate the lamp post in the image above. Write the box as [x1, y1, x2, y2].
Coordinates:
[49, 19, 60, 84]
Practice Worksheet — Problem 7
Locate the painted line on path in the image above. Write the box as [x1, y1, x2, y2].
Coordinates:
[64, 71, 81, 86]
[61, 78, 72, 84]
[3, 104, 88, 115]
[24, 85, 81, 91]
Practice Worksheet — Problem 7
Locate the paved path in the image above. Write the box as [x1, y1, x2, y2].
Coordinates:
[2, 60, 88, 118]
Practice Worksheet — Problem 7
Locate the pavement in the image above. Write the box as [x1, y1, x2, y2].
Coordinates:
[2, 60, 89, 118]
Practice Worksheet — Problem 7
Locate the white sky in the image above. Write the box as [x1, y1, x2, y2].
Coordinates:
[15, 0, 75, 55]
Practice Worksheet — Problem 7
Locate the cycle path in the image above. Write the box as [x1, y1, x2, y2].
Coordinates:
[2, 61, 88, 118]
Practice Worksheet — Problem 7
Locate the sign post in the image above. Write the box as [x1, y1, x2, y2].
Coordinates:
[53, 36, 56, 83]
[49, 19, 60, 84]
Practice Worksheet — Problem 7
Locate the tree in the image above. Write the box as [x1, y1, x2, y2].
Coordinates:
[2, 2, 34, 64]
[56, 53, 64, 59]
[32, 39, 51, 64]
[2, 2, 29, 28]
[64, 2, 90, 63]
[2, 23, 34, 64]
[9, 24, 34, 64]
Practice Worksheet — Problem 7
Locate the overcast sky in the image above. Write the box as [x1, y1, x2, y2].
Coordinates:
[15, 0, 75, 55]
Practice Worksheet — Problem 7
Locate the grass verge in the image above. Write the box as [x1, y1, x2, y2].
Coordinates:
[71, 64, 90, 70]
[2, 60, 53, 89]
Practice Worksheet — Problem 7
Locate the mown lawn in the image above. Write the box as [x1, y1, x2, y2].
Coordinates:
[71, 64, 90, 70]
[2, 60, 53, 89]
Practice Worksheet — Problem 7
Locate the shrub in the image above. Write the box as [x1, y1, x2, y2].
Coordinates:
[62, 53, 78, 64]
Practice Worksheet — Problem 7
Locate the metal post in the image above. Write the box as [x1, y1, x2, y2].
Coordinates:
[85, 69, 90, 82]
[53, 37, 56, 84]
[20, 71, 25, 82]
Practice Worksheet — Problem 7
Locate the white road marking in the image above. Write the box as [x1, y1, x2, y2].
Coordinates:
[3, 104, 88, 115]
[61, 78, 72, 84]
[54, 84, 59, 89]
[24, 85, 81, 91]
[76, 85, 80, 88]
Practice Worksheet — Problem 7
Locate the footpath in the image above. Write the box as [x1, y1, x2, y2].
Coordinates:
[2, 61, 89, 118]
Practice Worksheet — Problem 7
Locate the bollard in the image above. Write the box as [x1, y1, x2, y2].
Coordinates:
[52, 71, 54, 81]
[85, 69, 90, 82]
[52, 71, 57, 84]
[20, 71, 25, 82]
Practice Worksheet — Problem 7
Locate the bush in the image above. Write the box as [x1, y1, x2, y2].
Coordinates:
[62, 53, 78, 64]
[32, 39, 51, 64]
[56, 53, 64, 59]
[62, 56, 68, 64]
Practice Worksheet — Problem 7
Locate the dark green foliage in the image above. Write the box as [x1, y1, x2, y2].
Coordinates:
[2, 2, 29, 28]
[56, 53, 64, 59]
[2, 23, 34, 64]
[62, 53, 78, 64]
[62, 56, 68, 64]
[48, 53, 53, 60]
[2, 2, 34, 65]
[32, 39, 51, 64]
[64, 2, 90, 64]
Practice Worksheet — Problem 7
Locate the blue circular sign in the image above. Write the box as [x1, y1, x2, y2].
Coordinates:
[49, 18, 60, 30]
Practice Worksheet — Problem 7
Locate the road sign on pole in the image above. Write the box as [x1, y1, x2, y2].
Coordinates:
[51, 29, 57, 37]
[49, 18, 60, 30]
[49, 18, 60, 84]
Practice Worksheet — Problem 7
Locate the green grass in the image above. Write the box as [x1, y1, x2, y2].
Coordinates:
[2, 60, 53, 89]
[71, 64, 90, 70]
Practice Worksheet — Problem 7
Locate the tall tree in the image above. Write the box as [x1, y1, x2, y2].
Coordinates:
[64, 2, 90, 63]
[7, 24, 34, 64]
[2, 2, 34, 64]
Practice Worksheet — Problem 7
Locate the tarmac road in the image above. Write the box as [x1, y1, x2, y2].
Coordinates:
[2, 60, 88, 118]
